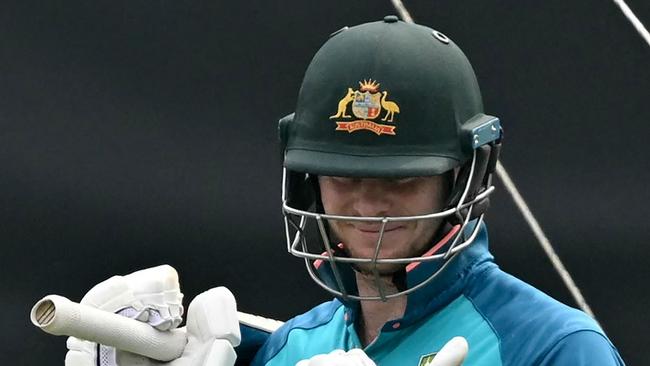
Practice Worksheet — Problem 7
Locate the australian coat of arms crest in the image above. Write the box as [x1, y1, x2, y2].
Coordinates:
[329, 79, 400, 136]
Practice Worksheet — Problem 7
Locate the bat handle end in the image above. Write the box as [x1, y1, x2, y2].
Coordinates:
[31, 295, 73, 334]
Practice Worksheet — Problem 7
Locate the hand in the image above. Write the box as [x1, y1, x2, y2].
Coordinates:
[295, 349, 376, 366]
[64, 265, 240, 366]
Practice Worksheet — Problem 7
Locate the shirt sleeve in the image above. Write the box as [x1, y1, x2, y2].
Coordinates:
[539, 330, 626, 365]
[235, 324, 272, 366]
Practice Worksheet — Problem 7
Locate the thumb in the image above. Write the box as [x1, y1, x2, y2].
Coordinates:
[429, 337, 468, 366]
[186, 287, 241, 347]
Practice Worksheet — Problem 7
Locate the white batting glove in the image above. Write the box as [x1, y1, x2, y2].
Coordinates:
[64, 265, 240, 366]
[428, 337, 469, 366]
[295, 349, 376, 366]
[294, 336, 468, 366]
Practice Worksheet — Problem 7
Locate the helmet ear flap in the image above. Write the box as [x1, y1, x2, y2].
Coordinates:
[278, 112, 295, 157]
[281, 112, 317, 210]
[467, 145, 492, 198]
[286, 171, 317, 211]
[446, 143, 499, 224]
[467, 145, 493, 218]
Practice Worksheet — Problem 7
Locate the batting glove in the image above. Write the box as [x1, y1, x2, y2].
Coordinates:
[295, 349, 376, 366]
[294, 336, 468, 366]
[65, 265, 240, 366]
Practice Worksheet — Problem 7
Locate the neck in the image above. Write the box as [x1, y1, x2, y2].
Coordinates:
[355, 271, 407, 346]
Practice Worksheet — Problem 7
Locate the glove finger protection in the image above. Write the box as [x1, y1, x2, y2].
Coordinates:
[121, 265, 184, 330]
[107, 287, 240, 366]
[429, 337, 469, 366]
[168, 287, 240, 366]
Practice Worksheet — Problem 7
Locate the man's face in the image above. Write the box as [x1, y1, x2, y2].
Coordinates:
[318, 175, 449, 274]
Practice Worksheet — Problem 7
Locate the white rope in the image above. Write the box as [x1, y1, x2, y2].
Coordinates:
[389, 0, 413, 23]
[612, 0, 650, 47]
[495, 162, 595, 318]
[389, 1, 596, 319]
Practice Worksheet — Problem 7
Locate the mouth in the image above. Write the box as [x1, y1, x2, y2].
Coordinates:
[354, 225, 404, 234]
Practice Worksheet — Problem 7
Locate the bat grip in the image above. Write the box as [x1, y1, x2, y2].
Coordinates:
[31, 295, 187, 361]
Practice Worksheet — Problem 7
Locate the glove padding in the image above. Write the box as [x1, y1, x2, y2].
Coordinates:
[65, 265, 240, 366]
[295, 336, 468, 366]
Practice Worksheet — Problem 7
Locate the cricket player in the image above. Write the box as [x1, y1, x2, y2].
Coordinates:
[61, 17, 625, 365]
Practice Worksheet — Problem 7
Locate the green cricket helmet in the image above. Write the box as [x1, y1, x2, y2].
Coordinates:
[279, 16, 503, 302]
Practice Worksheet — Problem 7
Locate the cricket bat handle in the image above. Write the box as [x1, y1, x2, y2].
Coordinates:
[30, 294, 284, 362]
[31, 295, 186, 361]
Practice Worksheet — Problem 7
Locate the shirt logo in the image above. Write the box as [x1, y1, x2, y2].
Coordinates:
[418, 352, 438, 366]
[329, 79, 400, 136]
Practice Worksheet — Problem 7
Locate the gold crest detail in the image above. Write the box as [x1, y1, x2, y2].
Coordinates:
[417, 353, 438, 366]
[329, 79, 400, 135]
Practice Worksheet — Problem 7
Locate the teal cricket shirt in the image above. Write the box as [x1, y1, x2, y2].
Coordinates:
[248, 223, 625, 365]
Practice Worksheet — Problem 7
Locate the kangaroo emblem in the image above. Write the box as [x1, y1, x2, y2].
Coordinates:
[330, 88, 355, 119]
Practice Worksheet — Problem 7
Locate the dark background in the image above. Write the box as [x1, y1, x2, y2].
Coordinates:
[2, 0, 648, 364]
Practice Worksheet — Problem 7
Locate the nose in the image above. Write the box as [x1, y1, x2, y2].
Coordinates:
[351, 179, 393, 217]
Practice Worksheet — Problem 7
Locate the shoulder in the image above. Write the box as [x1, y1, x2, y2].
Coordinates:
[537, 330, 626, 365]
[250, 299, 346, 366]
[463, 264, 622, 365]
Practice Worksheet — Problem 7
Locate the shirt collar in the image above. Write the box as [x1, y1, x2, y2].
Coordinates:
[401, 220, 493, 324]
